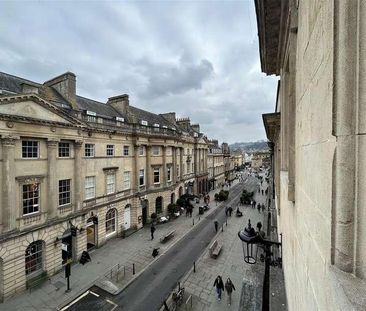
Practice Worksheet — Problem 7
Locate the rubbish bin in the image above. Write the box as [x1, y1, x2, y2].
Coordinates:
[199, 206, 204, 215]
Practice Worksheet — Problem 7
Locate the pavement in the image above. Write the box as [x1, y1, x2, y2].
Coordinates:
[0, 179, 239, 311]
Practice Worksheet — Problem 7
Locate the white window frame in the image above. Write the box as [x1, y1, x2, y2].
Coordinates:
[85, 144, 95, 157]
[141, 120, 148, 126]
[123, 145, 129, 156]
[106, 145, 114, 157]
[22, 140, 39, 159]
[123, 171, 131, 190]
[106, 173, 116, 194]
[25, 241, 43, 275]
[153, 168, 160, 184]
[58, 179, 71, 206]
[152, 146, 160, 156]
[139, 146, 144, 156]
[105, 209, 117, 236]
[58, 142, 70, 158]
[139, 169, 145, 186]
[22, 183, 40, 215]
[167, 166, 171, 181]
[85, 176, 96, 199]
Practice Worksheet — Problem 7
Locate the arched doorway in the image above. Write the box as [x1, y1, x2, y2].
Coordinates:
[142, 199, 148, 226]
[124, 204, 131, 229]
[179, 186, 183, 197]
[86, 215, 98, 251]
[155, 196, 163, 214]
[61, 229, 72, 264]
[171, 193, 175, 204]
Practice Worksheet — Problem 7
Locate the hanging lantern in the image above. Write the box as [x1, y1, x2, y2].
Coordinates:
[238, 219, 260, 264]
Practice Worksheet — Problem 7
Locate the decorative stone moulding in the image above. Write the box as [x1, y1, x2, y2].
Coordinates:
[16, 175, 45, 184]
[1, 135, 19, 146]
[6, 121, 14, 128]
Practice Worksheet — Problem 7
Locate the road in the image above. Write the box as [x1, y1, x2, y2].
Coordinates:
[67, 173, 258, 311]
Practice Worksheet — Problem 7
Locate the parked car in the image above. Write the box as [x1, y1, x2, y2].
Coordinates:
[158, 216, 169, 224]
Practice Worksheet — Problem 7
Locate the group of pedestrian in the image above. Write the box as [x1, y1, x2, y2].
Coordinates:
[213, 275, 236, 305]
[250, 200, 256, 208]
[225, 206, 233, 217]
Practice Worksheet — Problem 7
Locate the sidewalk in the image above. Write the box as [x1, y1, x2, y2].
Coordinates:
[179, 171, 287, 311]
[1, 181, 238, 311]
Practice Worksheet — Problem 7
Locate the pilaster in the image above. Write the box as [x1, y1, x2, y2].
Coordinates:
[1, 136, 18, 231]
[74, 140, 84, 211]
[47, 139, 59, 219]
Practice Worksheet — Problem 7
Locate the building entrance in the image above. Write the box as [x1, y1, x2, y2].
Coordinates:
[61, 230, 72, 264]
[86, 223, 96, 251]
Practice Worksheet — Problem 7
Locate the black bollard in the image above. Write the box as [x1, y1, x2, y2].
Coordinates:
[221, 225, 224, 232]
[133, 263, 135, 275]
[194, 261, 196, 273]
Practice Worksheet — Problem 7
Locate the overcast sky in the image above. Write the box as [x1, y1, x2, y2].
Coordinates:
[0, 0, 278, 144]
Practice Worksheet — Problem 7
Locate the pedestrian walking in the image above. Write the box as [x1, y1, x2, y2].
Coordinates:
[213, 275, 225, 301]
[257, 203, 261, 213]
[228, 206, 233, 217]
[262, 189, 264, 195]
[253, 200, 256, 209]
[225, 206, 228, 216]
[150, 224, 156, 240]
[225, 278, 236, 306]
[214, 220, 219, 233]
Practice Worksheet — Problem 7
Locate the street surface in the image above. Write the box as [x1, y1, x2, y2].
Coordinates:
[68, 174, 259, 311]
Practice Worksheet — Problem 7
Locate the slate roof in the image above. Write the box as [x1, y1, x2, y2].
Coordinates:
[76, 96, 123, 119]
[129, 106, 177, 129]
[0, 72, 179, 129]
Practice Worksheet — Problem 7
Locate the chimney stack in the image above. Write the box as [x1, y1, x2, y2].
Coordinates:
[160, 112, 176, 125]
[44, 72, 77, 109]
[191, 124, 200, 134]
[107, 94, 129, 116]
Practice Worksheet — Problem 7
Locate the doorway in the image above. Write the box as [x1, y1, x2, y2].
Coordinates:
[124, 205, 131, 229]
[61, 230, 72, 264]
[142, 200, 148, 226]
[86, 222, 96, 251]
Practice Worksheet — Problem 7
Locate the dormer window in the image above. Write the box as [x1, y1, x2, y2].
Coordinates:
[86, 110, 96, 123]
[141, 120, 148, 126]
[116, 117, 125, 122]
[193, 133, 198, 137]
[154, 123, 160, 127]
[162, 126, 168, 129]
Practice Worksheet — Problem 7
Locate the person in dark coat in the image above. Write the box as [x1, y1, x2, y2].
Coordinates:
[257, 203, 261, 213]
[213, 275, 225, 301]
[150, 224, 156, 240]
[228, 206, 233, 217]
[214, 220, 219, 233]
[225, 278, 236, 305]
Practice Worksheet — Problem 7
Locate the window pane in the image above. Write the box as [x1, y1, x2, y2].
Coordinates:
[22, 141, 39, 158]
[25, 241, 43, 275]
[58, 143, 70, 157]
[22, 183, 40, 215]
[59, 179, 71, 206]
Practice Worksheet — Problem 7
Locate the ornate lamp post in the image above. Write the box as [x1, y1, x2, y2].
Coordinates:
[238, 219, 282, 311]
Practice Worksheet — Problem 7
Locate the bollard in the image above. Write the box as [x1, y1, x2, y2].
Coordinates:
[133, 263, 135, 275]
[221, 225, 224, 232]
[199, 216, 200, 221]
[192, 218, 194, 226]
[178, 282, 181, 291]
[194, 261, 196, 273]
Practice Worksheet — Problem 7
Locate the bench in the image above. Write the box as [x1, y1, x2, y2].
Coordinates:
[160, 230, 175, 243]
[209, 240, 222, 259]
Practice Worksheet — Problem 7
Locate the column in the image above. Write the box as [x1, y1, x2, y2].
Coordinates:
[172, 147, 177, 184]
[47, 139, 59, 219]
[1, 136, 17, 231]
[194, 147, 198, 175]
[162, 146, 167, 186]
[146, 145, 151, 190]
[74, 140, 83, 211]
[133, 145, 139, 192]
[179, 147, 184, 179]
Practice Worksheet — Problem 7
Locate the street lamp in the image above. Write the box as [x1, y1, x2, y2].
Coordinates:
[238, 219, 282, 311]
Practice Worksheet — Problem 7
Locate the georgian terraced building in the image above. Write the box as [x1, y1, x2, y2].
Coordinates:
[0, 71, 211, 301]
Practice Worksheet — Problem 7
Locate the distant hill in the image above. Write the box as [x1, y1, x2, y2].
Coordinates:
[230, 140, 269, 152]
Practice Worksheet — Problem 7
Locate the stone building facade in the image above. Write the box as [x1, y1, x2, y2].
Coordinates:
[207, 139, 226, 190]
[0, 71, 211, 301]
[257, 0, 366, 310]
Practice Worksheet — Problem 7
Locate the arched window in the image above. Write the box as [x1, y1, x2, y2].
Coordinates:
[25, 241, 43, 275]
[105, 209, 117, 235]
